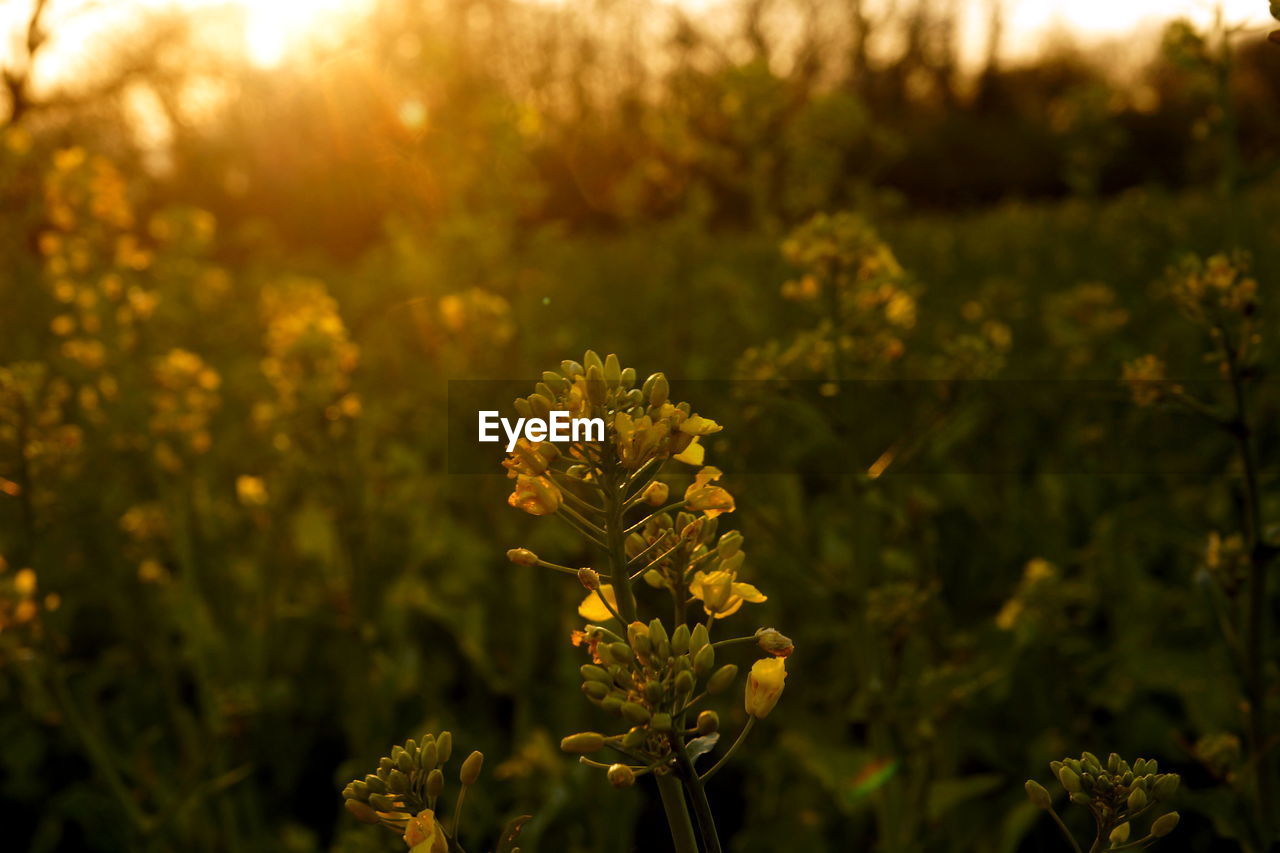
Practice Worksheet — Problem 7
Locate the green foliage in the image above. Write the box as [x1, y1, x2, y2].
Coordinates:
[1, 6, 1279, 852]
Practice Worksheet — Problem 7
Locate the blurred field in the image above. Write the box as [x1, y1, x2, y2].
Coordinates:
[2, 1, 1280, 851]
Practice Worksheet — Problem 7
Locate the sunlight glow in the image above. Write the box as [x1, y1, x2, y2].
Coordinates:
[2, 0, 1274, 83]
[235, 0, 366, 66]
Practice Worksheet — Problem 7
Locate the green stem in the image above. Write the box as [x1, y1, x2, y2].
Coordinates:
[1221, 322, 1275, 843]
[1045, 806, 1084, 853]
[676, 740, 722, 853]
[603, 468, 638, 624]
[699, 717, 754, 784]
[655, 773, 700, 853]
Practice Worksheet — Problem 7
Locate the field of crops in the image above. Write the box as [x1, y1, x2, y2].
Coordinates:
[2, 2, 1280, 851]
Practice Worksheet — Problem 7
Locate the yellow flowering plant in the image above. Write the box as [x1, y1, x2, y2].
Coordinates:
[341, 731, 530, 853]
[1121, 252, 1276, 848]
[1025, 754, 1181, 852]
[499, 350, 792, 853]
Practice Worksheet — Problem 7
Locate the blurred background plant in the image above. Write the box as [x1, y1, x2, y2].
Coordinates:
[1, 0, 1279, 851]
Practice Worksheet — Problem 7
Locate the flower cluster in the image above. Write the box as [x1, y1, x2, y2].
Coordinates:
[1026, 753, 1180, 850]
[0, 558, 59, 655]
[341, 732, 524, 853]
[740, 212, 917, 385]
[40, 149, 158, 372]
[1121, 354, 1173, 407]
[439, 288, 516, 349]
[258, 278, 361, 428]
[1166, 253, 1257, 325]
[0, 363, 84, 503]
[503, 351, 722, 519]
[1044, 282, 1130, 368]
[503, 351, 790, 851]
[149, 348, 222, 471]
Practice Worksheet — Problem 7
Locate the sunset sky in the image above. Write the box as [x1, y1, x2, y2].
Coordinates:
[2, 0, 1274, 85]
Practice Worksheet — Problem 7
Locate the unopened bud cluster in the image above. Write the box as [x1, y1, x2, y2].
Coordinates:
[563, 618, 738, 770]
[341, 731, 486, 851]
[1027, 752, 1181, 850]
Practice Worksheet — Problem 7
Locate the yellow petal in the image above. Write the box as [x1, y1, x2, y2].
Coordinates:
[673, 437, 704, 465]
[679, 414, 723, 436]
[578, 585, 618, 622]
[731, 582, 767, 603]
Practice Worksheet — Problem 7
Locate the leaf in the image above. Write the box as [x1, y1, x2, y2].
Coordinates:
[926, 774, 1004, 822]
[685, 733, 720, 764]
[495, 814, 532, 853]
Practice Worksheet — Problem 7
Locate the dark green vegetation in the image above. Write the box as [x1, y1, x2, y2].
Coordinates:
[1, 1, 1278, 851]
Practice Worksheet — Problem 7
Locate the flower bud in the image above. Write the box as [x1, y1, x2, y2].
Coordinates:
[675, 669, 695, 695]
[583, 681, 610, 700]
[388, 769, 410, 794]
[621, 702, 651, 724]
[607, 642, 632, 666]
[436, 731, 452, 763]
[528, 393, 552, 420]
[1025, 780, 1051, 810]
[560, 732, 606, 754]
[368, 792, 396, 812]
[1151, 812, 1180, 837]
[643, 481, 669, 506]
[578, 568, 601, 590]
[744, 658, 787, 718]
[1153, 774, 1180, 799]
[427, 768, 444, 799]
[622, 727, 646, 749]
[561, 359, 584, 378]
[717, 530, 743, 558]
[460, 750, 484, 786]
[671, 624, 690, 655]
[586, 365, 607, 406]
[1128, 787, 1147, 811]
[507, 548, 538, 567]
[649, 373, 669, 408]
[581, 664, 610, 682]
[1109, 822, 1130, 844]
[689, 623, 709, 657]
[696, 710, 720, 735]
[364, 774, 387, 794]
[344, 798, 380, 824]
[706, 663, 738, 695]
[1058, 766, 1082, 794]
[756, 627, 794, 658]
[694, 644, 715, 677]
[607, 763, 637, 788]
[651, 713, 673, 732]
[643, 569, 665, 588]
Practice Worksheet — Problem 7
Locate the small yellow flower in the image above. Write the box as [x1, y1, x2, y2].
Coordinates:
[689, 569, 765, 619]
[508, 474, 562, 516]
[502, 439, 557, 477]
[578, 584, 619, 622]
[1122, 354, 1171, 407]
[684, 466, 735, 518]
[614, 412, 670, 469]
[745, 657, 787, 718]
[403, 809, 448, 853]
[236, 475, 269, 507]
[14, 568, 37, 596]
